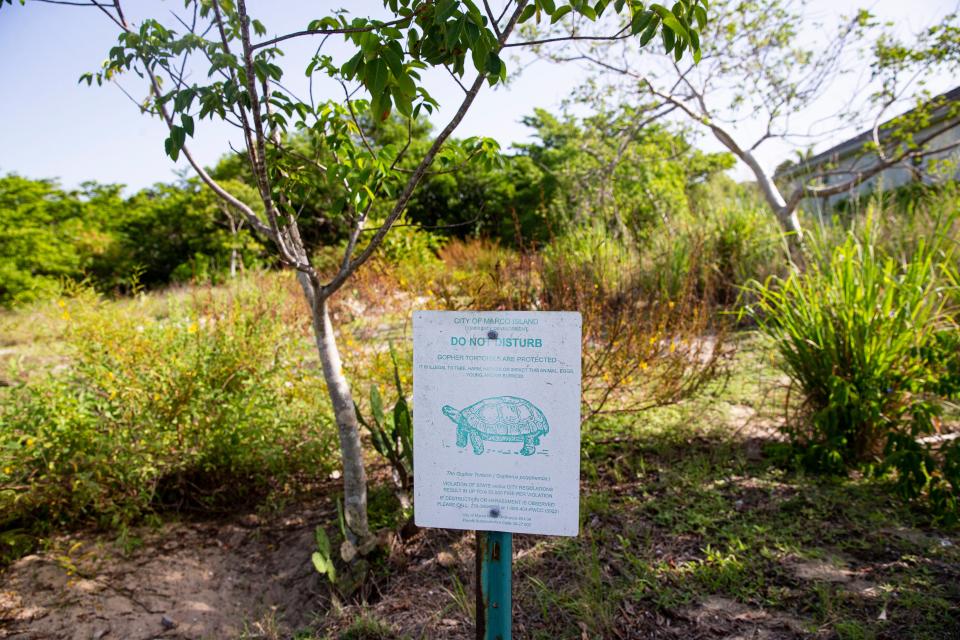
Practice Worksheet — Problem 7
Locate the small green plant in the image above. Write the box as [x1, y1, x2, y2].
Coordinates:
[338, 615, 400, 640]
[355, 345, 413, 507]
[312, 526, 337, 583]
[745, 223, 959, 519]
[441, 571, 475, 622]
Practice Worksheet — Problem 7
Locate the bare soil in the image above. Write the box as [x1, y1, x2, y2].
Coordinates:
[0, 499, 834, 640]
[1, 506, 332, 640]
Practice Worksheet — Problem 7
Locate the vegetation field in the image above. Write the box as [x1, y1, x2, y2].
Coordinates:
[2, 2, 959, 638]
[2, 210, 958, 638]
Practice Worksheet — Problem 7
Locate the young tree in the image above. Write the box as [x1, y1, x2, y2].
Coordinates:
[535, 0, 960, 255]
[5, 0, 709, 550]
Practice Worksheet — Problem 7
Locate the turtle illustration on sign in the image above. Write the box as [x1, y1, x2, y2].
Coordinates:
[441, 396, 549, 456]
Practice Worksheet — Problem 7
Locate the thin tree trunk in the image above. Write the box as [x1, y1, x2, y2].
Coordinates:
[297, 272, 370, 545]
[737, 148, 804, 240]
[707, 125, 806, 265]
[227, 215, 238, 278]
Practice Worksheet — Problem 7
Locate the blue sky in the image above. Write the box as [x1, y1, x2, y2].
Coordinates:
[0, 0, 956, 192]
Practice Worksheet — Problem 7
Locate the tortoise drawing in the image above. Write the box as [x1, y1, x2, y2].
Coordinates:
[442, 396, 549, 456]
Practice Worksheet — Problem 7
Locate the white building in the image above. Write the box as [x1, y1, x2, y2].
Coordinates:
[775, 86, 960, 210]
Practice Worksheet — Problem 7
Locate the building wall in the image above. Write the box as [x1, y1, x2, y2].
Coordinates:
[779, 117, 960, 213]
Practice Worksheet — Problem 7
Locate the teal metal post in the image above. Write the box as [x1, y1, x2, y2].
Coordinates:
[476, 530, 512, 640]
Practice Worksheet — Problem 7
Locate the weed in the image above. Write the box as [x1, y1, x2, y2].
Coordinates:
[355, 344, 413, 509]
[337, 614, 403, 640]
[441, 570, 474, 622]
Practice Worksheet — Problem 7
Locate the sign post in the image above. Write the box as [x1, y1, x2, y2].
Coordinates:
[476, 530, 512, 639]
[413, 311, 582, 640]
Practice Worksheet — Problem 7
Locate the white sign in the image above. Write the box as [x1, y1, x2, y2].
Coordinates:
[412, 311, 582, 536]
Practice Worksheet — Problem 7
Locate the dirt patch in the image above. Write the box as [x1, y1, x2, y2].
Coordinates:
[680, 595, 810, 639]
[0, 508, 332, 640]
[726, 403, 785, 443]
[785, 555, 853, 583]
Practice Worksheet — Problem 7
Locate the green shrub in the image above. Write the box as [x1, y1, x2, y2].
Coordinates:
[0, 279, 337, 549]
[374, 215, 445, 290]
[0, 175, 106, 307]
[745, 225, 959, 518]
[541, 221, 635, 294]
[641, 205, 786, 308]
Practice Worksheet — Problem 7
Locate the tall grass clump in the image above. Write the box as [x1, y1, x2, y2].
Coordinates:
[641, 205, 787, 309]
[0, 277, 337, 559]
[746, 221, 959, 519]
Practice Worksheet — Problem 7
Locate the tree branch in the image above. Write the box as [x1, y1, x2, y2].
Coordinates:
[320, 0, 530, 299]
[503, 29, 632, 49]
[250, 16, 411, 51]
[98, 1, 277, 251]
[234, 0, 310, 270]
[482, 0, 502, 39]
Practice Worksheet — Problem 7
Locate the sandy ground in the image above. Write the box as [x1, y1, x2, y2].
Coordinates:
[0, 508, 331, 640]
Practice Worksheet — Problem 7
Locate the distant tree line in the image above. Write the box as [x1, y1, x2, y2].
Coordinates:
[0, 110, 733, 308]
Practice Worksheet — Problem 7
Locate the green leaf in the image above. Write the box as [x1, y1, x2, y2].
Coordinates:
[394, 87, 413, 117]
[576, 4, 597, 20]
[471, 37, 490, 73]
[171, 125, 185, 149]
[163, 136, 176, 161]
[539, 0, 557, 14]
[664, 13, 689, 42]
[407, 27, 420, 54]
[445, 16, 462, 50]
[550, 5, 572, 23]
[311, 551, 329, 576]
[366, 57, 389, 97]
[315, 525, 331, 557]
[694, 5, 707, 31]
[662, 25, 675, 52]
[651, 3, 690, 43]
[463, 20, 479, 45]
[353, 402, 370, 430]
[180, 114, 194, 137]
[518, 4, 536, 23]
[394, 398, 410, 448]
[381, 41, 404, 77]
[485, 52, 502, 81]
[396, 397, 413, 471]
[341, 51, 364, 78]
[436, 0, 459, 22]
[389, 343, 405, 394]
[375, 92, 393, 120]
[371, 385, 385, 428]
[311, 527, 336, 581]
[631, 10, 654, 35]
[396, 71, 416, 99]
[164, 125, 186, 161]
[639, 15, 660, 45]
